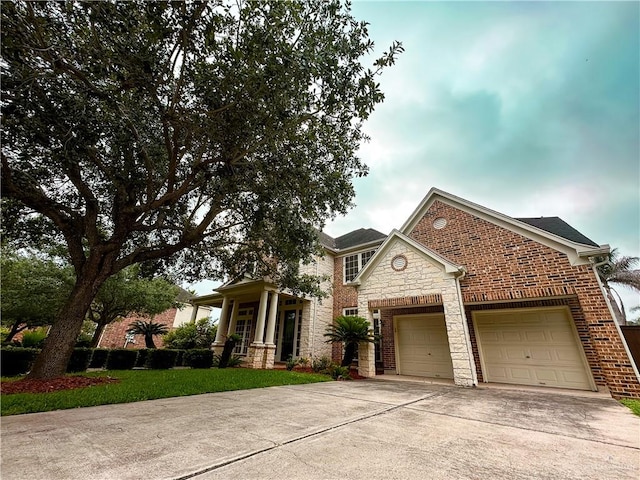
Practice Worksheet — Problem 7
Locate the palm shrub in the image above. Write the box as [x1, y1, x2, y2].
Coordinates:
[127, 320, 169, 348]
[21, 328, 48, 348]
[324, 315, 376, 367]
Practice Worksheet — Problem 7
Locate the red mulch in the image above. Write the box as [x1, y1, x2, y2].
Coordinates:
[1, 376, 120, 395]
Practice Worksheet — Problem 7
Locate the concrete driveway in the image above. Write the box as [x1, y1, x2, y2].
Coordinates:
[1, 378, 638, 480]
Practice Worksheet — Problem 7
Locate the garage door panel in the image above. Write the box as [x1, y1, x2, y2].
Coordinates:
[396, 315, 454, 379]
[476, 309, 593, 391]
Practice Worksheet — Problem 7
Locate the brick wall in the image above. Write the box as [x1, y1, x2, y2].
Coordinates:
[408, 200, 639, 397]
[98, 308, 178, 349]
[332, 254, 359, 363]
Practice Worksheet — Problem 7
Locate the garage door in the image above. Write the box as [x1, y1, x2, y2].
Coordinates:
[474, 308, 593, 390]
[395, 314, 453, 378]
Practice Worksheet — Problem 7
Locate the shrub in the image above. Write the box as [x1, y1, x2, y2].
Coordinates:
[135, 349, 150, 368]
[105, 349, 138, 370]
[327, 364, 351, 380]
[311, 356, 333, 373]
[0, 347, 39, 376]
[21, 328, 48, 348]
[174, 349, 186, 367]
[163, 318, 218, 349]
[213, 353, 242, 368]
[184, 349, 214, 369]
[66, 348, 92, 373]
[145, 349, 178, 369]
[89, 349, 109, 368]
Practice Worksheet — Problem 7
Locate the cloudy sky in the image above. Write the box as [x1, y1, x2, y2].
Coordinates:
[191, 1, 639, 314]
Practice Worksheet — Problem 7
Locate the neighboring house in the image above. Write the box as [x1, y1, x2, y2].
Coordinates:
[192, 188, 640, 398]
[98, 290, 212, 349]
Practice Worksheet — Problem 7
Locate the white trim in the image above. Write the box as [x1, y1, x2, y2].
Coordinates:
[399, 188, 609, 265]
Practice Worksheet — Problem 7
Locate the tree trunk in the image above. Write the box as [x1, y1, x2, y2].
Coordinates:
[27, 266, 111, 379]
[144, 334, 156, 349]
[90, 322, 107, 348]
[605, 287, 627, 325]
[341, 342, 357, 367]
[2, 321, 27, 344]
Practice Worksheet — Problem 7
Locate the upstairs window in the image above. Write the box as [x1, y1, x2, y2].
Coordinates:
[343, 249, 376, 282]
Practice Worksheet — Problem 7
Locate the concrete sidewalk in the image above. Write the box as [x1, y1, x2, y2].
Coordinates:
[1, 379, 638, 479]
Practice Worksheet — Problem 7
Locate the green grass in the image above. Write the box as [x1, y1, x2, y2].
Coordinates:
[620, 398, 640, 416]
[1, 369, 331, 416]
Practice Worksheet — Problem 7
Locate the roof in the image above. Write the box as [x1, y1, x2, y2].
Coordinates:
[515, 217, 599, 248]
[317, 228, 387, 252]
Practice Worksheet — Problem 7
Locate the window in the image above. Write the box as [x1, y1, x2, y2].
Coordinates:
[343, 307, 358, 317]
[343, 249, 376, 282]
[234, 308, 254, 355]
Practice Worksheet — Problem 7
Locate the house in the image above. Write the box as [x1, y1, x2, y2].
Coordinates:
[192, 188, 640, 398]
[98, 289, 213, 349]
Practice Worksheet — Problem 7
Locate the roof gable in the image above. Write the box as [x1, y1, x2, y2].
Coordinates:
[349, 229, 464, 285]
[400, 188, 607, 265]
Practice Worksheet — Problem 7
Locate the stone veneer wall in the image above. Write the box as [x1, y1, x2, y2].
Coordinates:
[299, 253, 335, 359]
[408, 200, 639, 397]
[356, 241, 475, 386]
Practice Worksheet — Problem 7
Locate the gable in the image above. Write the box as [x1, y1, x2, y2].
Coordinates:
[401, 188, 607, 265]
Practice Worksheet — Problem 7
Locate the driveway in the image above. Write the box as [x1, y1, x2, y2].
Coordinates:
[1, 378, 638, 479]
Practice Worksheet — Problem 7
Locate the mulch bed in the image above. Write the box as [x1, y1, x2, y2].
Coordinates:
[1, 376, 120, 395]
[291, 366, 366, 380]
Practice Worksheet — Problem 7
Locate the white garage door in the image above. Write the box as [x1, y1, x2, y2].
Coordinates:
[474, 308, 594, 390]
[395, 314, 453, 379]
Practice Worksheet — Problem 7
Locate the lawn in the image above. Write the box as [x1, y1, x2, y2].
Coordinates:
[1, 368, 331, 416]
[620, 398, 640, 416]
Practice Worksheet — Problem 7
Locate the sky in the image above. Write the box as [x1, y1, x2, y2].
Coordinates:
[189, 1, 639, 315]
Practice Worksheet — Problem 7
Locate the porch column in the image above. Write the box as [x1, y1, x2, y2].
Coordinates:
[226, 300, 239, 336]
[253, 290, 269, 344]
[213, 296, 230, 346]
[265, 292, 279, 345]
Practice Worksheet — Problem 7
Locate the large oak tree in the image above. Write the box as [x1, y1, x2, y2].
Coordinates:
[1, 1, 401, 378]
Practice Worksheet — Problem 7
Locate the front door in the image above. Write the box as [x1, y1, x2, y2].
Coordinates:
[280, 310, 297, 361]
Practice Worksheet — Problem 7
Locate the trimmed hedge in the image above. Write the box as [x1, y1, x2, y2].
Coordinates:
[145, 349, 178, 369]
[89, 349, 109, 369]
[184, 349, 214, 369]
[67, 348, 92, 373]
[105, 349, 138, 370]
[174, 349, 186, 367]
[135, 349, 150, 368]
[1, 347, 39, 377]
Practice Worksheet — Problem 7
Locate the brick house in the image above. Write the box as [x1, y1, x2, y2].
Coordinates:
[193, 188, 640, 398]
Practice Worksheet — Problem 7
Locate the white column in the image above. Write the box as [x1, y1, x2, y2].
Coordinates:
[265, 292, 279, 345]
[226, 300, 239, 337]
[213, 296, 230, 345]
[253, 290, 269, 344]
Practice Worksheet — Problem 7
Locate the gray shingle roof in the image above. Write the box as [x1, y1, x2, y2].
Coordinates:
[317, 228, 387, 251]
[515, 217, 599, 247]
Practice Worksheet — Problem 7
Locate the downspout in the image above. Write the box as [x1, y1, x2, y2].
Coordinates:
[454, 268, 478, 386]
[588, 256, 640, 383]
[310, 256, 319, 356]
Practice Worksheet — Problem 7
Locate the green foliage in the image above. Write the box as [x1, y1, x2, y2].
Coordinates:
[66, 348, 92, 373]
[89, 349, 109, 369]
[135, 349, 150, 368]
[88, 266, 182, 347]
[105, 349, 138, 370]
[327, 365, 351, 381]
[1, 0, 401, 379]
[285, 355, 301, 371]
[324, 316, 376, 366]
[163, 318, 218, 350]
[127, 321, 169, 349]
[0, 252, 74, 343]
[212, 354, 243, 368]
[20, 328, 48, 349]
[0, 347, 39, 377]
[183, 349, 214, 369]
[620, 399, 640, 416]
[145, 349, 178, 369]
[174, 349, 186, 367]
[1, 369, 332, 416]
[311, 356, 333, 373]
